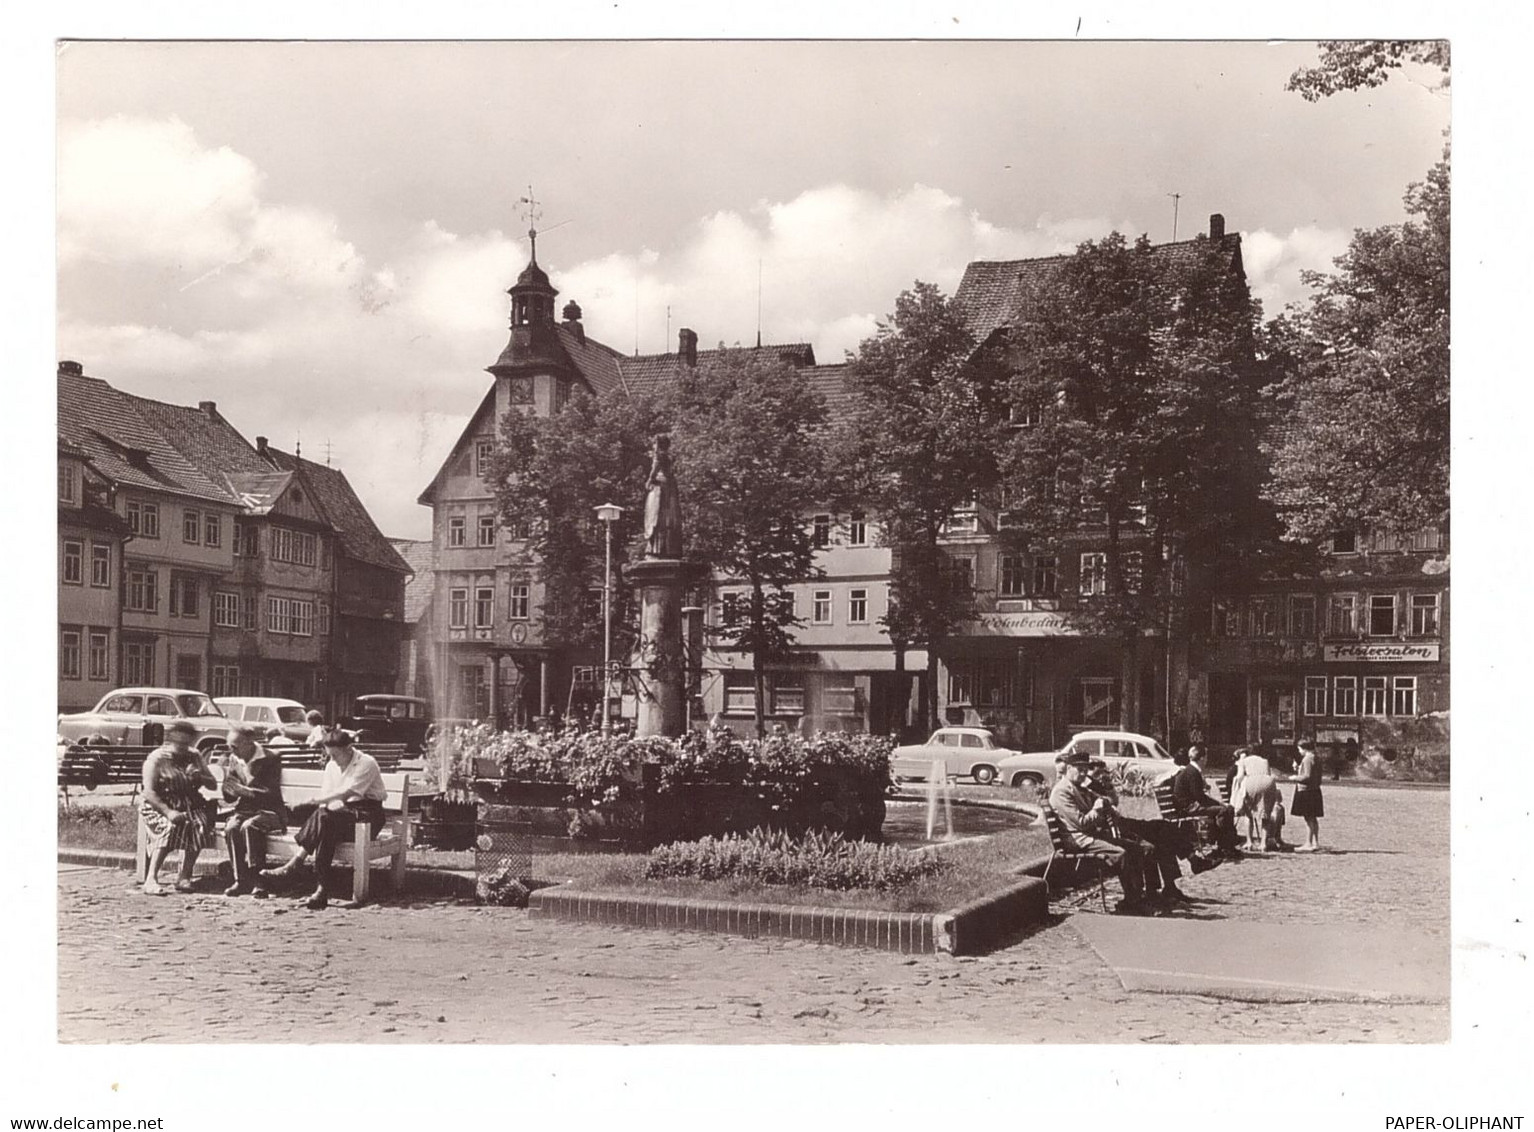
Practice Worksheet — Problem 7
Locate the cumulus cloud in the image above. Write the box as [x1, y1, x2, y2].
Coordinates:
[1242, 225, 1352, 318]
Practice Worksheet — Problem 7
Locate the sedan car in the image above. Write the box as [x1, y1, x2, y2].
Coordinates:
[996, 730, 1178, 790]
[890, 727, 1020, 785]
[214, 697, 312, 743]
[339, 694, 433, 752]
[58, 687, 231, 751]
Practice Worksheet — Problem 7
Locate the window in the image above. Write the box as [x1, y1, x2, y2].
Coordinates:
[1333, 676, 1357, 716]
[948, 670, 974, 705]
[90, 544, 110, 587]
[950, 659, 1013, 708]
[1328, 594, 1358, 636]
[945, 501, 979, 535]
[265, 596, 314, 636]
[848, 588, 869, 624]
[88, 631, 109, 681]
[999, 555, 1026, 597]
[1250, 598, 1282, 637]
[448, 515, 466, 547]
[823, 685, 859, 715]
[848, 512, 867, 546]
[203, 514, 221, 548]
[168, 573, 199, 619]
[183, 509, 200, 544]
[59, 463, 77, 503]
[1290, 595, 1317, 638]
[505, 518, 531, 541]
[175, 654, 202, 690]
[1010, 400, 1042, 428]
[508, 376, 535, 405]
[126, 501, 159, 538]
[271, 527, 318, 566]
[213, 591, 241, 628]
[1031, 555, 1058, 597]
[236, 522, 260, 557]
[772, 684, 805, 715]
[1078, 677, 1118, 727]
[723, 672, 755, 714]
[719, 591, 746, 626]
[1370, 528, 1401, 553]
[1368, 594, 1398, 637]
[1362, 676, 1388, 717]
[510, 584, 530, 620]
[1411, 527, 1443, 552]
[126, 566, 159, 612]
[948, 556, 975, 596]
[1211, 600, 1230, 637]
[1303, 676, 1328, 716]
[475, 438, 495, 477]
[475, 586, 494, 628]
[242, 595, 256, 631]
[477, 513, 496, 547]
[1079, 553, 1107, 596]
[812, 590, 833, 625]
[212, 665, 239, 697]
[811, 514, 832, 548]
[62, 539, 83, 585]
[1410, 593, 1441, 636]
[123, 640, 155, 685]
[319, 603, 332, 635]
[60, 628, 81, 680]
[449, 587, 469, 629]
[1392, 677, 1418, 717]
[1121, 551, 1143, 594]
[1330, 531, 1356, 554]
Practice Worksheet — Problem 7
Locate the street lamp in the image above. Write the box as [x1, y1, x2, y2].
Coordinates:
[595, 503, 624, 734]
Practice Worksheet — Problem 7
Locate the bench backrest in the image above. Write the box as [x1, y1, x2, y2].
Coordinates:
[1153, 779, 1178, 818]
[1041, 806, 1078, 854]
[278, 768, 412, 814]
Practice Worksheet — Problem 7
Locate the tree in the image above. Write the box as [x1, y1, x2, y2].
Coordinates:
[843, 282, 1008, 732]
[1287, 40, 1449, 101]
[488, 387, 668, 663]
[1001, 232, 1279, 731]
[1263, 157, 1450, 543]
[670, 349, 835, 736]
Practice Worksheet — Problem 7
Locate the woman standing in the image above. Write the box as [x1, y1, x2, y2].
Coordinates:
[1289, 737, 1325, 852]
[139, 719, 217, 895]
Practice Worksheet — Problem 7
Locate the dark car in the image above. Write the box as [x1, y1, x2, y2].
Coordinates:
[339, 694, 433, 752]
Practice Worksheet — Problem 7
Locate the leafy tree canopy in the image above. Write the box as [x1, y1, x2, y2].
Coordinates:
[1287, 39, 1449, 101]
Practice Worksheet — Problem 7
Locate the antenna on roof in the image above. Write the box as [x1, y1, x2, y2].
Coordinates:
[295, 432, 301, 459]
[1167, 192, 1182, 242]
[756, 258, 763, 349]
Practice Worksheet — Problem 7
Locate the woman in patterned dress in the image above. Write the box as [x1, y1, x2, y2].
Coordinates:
[139, 719, 217, 895]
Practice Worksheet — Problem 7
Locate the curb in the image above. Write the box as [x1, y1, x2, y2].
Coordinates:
[56, 847, 479, 897]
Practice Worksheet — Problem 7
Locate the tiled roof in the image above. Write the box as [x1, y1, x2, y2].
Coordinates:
[264, 447, 412, 575]
[612, 343, 818, 398]
[804, 363, 856, 423]
[955, 233, 1245, 344]
[390, 538, 435, 624]
[57, 371, 241, 505]
[554, 324, 627, 397]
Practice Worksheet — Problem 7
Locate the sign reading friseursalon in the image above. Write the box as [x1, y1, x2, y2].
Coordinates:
[1323, 643, 1440, 663]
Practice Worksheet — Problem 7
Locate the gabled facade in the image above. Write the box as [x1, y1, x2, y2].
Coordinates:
[57, 437, 130, 711]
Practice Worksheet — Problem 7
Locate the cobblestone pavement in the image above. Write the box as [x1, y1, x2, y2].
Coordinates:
[57, 785, 1448, 1043]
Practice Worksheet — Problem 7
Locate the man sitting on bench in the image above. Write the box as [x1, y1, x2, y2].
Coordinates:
[220, 722, 287, 898]
[1167, 744, 1240, 859]
[1050, 750, 1186, 913]
[260, 728, 386, 910]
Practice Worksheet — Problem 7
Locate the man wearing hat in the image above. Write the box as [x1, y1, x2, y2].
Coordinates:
[1049, 749, 1179, 912]
[219, 722, 287, 898]
[261, 727, 386, 909]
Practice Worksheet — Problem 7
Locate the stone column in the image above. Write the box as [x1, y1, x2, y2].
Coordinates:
[625, 558, 686, 737]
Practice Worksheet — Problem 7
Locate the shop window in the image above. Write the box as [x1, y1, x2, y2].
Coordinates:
[772, 683, 805, 716]
[1303, 675, 1328, 716]
[1333, 676, 1358, 716]
[723, 671, 756, 715]
[1077, 677, 1118, 727]
[823, 685, 858, 715]
[948, 671, 974, 705]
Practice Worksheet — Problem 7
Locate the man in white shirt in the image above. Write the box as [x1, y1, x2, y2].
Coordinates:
[261, 728, 386, 909]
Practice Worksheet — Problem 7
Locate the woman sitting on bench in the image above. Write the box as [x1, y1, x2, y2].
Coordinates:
[261, 728, 386, 910]
[139, 719, 217, 895]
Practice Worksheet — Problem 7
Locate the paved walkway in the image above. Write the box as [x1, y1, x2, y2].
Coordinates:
[56, 785, 1449, 1043]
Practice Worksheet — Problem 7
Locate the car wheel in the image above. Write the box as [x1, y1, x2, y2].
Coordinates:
[1012, 772, 1043, 789]
[972, 765, 997, 785]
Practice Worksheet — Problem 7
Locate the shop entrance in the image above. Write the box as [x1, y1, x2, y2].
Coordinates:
[1256, 682, 1297, 747]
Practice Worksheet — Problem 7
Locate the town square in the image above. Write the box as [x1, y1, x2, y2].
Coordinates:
[12, 16, 1533, 1132]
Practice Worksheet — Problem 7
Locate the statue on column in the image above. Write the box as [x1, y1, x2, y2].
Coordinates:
[642, 434, 683, 559]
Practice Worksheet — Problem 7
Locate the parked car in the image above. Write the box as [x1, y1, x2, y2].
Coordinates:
[57, 687, 231, 752]
[891, 726, 1021, 785]
[996, 730, 1178, 790]
[339, 694, 433, 752]
[214, 697, 312, 743]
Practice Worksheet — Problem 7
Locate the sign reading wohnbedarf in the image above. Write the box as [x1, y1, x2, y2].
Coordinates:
[1324, 642, 1440, 662]
[964, 612, 1084, 637]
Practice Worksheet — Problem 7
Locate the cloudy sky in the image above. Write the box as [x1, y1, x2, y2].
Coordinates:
[57, 40, 1449, 540]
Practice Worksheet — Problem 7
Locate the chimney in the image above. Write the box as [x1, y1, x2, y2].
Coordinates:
[561, 300, 585, 345]
[58, 360, 83, 377]
[256, 436, 269, 456]
[199, 400, 217, 417]
[1209, 213, 1226, 241]
[678, 327, 698, 367]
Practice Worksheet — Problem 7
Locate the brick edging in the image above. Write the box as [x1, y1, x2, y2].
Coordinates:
[56, 847, 478, 896]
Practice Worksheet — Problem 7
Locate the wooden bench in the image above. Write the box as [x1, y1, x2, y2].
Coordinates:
[58, 745, 178, 803]
[135, 769, 413, 904]
[274, 743, 409, 771]
[1153, 779, 1220, 852]
[1040, 805, 1110, 912]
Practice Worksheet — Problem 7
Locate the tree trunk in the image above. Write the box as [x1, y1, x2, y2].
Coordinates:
[750, 581, 766, 738]
[924, 649, 940, 733]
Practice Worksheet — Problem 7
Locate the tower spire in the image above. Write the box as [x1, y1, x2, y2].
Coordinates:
[518, 187, 543, 263]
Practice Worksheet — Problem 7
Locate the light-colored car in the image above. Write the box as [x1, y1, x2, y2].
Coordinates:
[891, 727, 1020, 785]
[57, 687, 231, 752]
[215, 697, 312, 743]
[996, 730, 1178, 790]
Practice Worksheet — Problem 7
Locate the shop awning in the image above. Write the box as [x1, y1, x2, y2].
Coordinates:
[815, 648, 928, 672]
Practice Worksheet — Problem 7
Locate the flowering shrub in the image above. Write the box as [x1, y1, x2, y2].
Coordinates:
[644, 828, 944, 891]
[1109, 761, 1161, 799]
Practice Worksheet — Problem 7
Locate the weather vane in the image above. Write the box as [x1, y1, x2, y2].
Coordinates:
[518, 187, 542, 261]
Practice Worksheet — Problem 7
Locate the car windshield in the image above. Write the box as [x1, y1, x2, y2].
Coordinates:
[175, 694, 223, 718]
[276, 707, 307, 724]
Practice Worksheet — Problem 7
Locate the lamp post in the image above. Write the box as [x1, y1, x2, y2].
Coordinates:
[595, 503, 624, 735]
